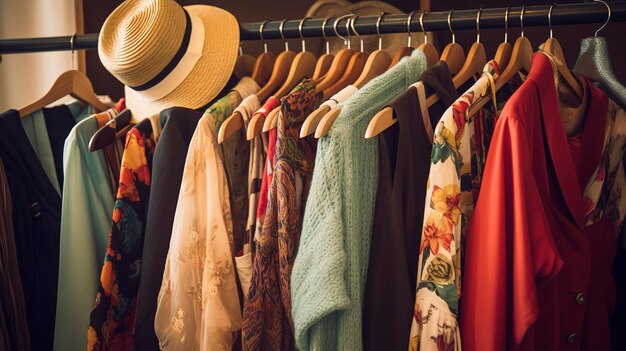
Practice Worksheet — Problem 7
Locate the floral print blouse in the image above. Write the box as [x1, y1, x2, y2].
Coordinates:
[88, 119, 155, 351]
[242, 79, 322, 350]
[409, 61, 524, 351]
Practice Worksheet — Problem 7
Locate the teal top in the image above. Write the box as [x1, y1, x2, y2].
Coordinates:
[291, 50, 427, 351]
[54, 112, 119, 351]
[20, 102, 94, 194]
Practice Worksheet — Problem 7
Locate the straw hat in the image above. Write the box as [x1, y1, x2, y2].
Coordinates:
[99, 0, 239, 118]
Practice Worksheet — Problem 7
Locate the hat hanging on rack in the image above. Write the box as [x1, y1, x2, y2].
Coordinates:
[98, 0, 239, 118]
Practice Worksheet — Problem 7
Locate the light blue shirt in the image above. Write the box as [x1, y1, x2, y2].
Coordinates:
[54, 113, 119, 351]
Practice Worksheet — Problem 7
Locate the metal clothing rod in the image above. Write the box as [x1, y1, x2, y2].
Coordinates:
[1, 2, 624, 54]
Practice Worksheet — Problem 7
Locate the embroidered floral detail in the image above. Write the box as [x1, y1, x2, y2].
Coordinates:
[172, 308, 185, 333]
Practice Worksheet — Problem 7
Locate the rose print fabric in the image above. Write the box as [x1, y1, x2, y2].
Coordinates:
[409, 61, 524, 351]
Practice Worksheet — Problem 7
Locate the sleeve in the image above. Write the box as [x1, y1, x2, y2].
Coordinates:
[460, 117, 562, 351]
[290, 138, 351, 351]
[155, 122, 241, 351]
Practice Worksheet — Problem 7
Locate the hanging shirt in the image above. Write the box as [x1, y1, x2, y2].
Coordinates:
[55, 105, 125, 351]
[228, 94, 262, 300]
[409, 60, 525, 351]
[213, 77, 261, 253]
[242, 79, 322, 351]
[0, 156, 30, 351]
[155, 108, 240, 351]
[363, 61, 460, 351]
[0, 105, 93, 351]
[133, 107, 201, 350]
[248, 97, 280, 243]
[20, 102, 95, 194]
[291, 50, 427, 351]
[461, 53, 626, 351]
[87, 118, 156, 351]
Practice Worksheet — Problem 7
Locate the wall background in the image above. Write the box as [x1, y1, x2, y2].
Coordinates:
[0, 0, 80, 111]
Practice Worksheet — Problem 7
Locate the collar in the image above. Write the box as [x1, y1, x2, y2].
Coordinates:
[528, 53, 608, 229]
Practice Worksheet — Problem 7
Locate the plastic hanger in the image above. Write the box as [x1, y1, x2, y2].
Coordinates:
[250, 22, 276, 86]
[219, 21, 279, 144]
[417, 10, 439, 68]
[451, 8, 486, 89]
[19, 34, 108, 117]
[315, 15, 355, 93]
[494, 6, 512, 69]
[246, 20, 296, 141]
[543, 2, 583, 100]
[88, 109, 132, 151]
[440, 10, 466, 75]
[573, 0, 626, 110]
[389, 11, 417, 67]
[313, 17, 335, 80]
[233, 42, 256, 81]
[466, 5, 533, 117]
[262, 17, 317, 132]
[300, 15, 368, 137]
[315, 12, 392, 139]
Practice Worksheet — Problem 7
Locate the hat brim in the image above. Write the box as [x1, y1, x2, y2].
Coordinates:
[125, 5, 239, 119]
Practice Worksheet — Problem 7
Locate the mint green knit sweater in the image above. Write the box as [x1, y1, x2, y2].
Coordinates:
[291, 50, 427, 351]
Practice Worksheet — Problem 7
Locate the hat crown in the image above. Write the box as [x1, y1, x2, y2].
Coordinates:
[99, 0, 187, 87]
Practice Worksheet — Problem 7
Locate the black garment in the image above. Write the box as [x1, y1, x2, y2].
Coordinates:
[363, 61, 461, 350]
[43, 105, 78, 191]
[0, 110, 62, 351]
[611, 226, 626, 351]
[134, 107, 202, 351]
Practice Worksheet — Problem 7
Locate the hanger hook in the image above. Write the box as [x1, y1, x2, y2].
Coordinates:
[476, 7, 482, 44]
[299, 17, 310, 52]
[279, 19, 289, 51]
[259, 20, 269, 53]
[376, 12, 386, 50]
[321, 16, 331, 54]
[504, 6, 510, 43]
[420, 10, 428, 44]
[448, 9, 456, 44]
[333, 14, 352, 48]
[548, 3, 556, 39]
[406, 11, 417, 47]
[594, 0, 611, 37]
[350, 15, 364, 52]
[70, 32, 76, 69]
[345, 14, 353, 49]
[520, 5, 526, 38]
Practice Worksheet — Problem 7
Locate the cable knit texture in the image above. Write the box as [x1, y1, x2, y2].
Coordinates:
[291, 50, 427, 351]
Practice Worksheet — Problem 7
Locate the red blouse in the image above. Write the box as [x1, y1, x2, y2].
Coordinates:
[461, 53, 626, 351]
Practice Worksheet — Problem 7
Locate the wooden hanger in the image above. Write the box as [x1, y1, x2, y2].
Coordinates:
[466, 5, 533, 117]
[494, 7, 513, 69]
[315, 12, 392, 139]
[19, 70, 108, 117]
[543, 3, 583, 99]
[251, 48, 276, 87]
[390, 11, 419, 67]
[220, 20, 284, 143]
[88, 109, 132, 151]
[440, 9, 465, 75]
[450, 8, 486, 91]
[300, 16, 368, 137]
[417, 10, 439, 68]
[364, 9, 478, 139]
[261, 17, 317, 133]
[313, 17, 335, 80]
[245, 20, 297, 141]
[233, 42, 256, 81]
[315, 15, 356, 93]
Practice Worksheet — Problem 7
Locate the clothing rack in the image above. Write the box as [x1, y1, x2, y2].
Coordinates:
[0, 2, 624, 54]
